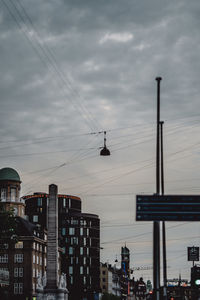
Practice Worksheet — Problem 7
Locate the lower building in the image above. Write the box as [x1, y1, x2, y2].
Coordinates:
[0, 217, 48, 300]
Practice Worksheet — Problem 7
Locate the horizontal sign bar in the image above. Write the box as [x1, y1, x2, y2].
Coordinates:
[136, 195, 200, 221]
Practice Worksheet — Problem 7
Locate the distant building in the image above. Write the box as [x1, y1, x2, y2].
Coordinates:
[23, 192, 100, 300]
[100, 263, 121, 297]
[121, 245, 130, 300]
[0, 167, 48, 300]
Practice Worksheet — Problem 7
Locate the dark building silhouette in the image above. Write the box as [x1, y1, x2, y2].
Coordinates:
[23, 192, 100, 300]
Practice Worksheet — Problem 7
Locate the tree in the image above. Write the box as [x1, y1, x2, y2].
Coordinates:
[0, 204, 18, 242]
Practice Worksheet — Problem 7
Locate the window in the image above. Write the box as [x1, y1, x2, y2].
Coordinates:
[62, 228, 66, 236]
[14, 254, 23, 263]
[83, 257, 86, 265]
[0, 188, 6, 201]
[15, 242, 23, 249]
[80, 228, 83, 236]
[80, 266, 83, 274]
[70, 276, 73, 284]
[71, 237, 78, 245]
[33, 215, 38, 223]
[87, 228, 89, 236]
[69, 266, 73, 275]
[33, 268, 35, 278]
[69, 247, 73, 255]
[36, 256, 39, 264]
[0, 254, 8, 263]
[87, 267, 89, 275]
[83, 276, 86, 285]
[37, 198, 42, 206]
[33, 255, 35, 264]
[14, 283, 23, 294]
[63, 198, 66, 207]
[68, 198, 71, 208]
[84, 238, 86, 246]
[14, 268, 23, 277]
[70, 257, 73, 264]
[69, 228, 75, 235]
[0, 243, 8, 249]
[19, 268, 23, 277]
[10, 188, 16, 202]
[80, 247, 83, 255]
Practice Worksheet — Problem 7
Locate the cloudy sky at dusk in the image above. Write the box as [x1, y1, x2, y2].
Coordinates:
[1, 0, 200, 282]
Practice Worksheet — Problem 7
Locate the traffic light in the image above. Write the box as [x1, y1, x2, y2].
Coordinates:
[191, 266, 200, 288]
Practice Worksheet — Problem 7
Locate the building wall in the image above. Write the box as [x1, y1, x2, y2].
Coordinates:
[24, 193, 100, 300]
[0, 235, 47, 300]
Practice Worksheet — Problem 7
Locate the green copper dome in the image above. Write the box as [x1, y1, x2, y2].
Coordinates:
[0, 167, 21, 182]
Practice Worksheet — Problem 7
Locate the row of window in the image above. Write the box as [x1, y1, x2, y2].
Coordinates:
[33, 254, 46, 265]
[67, 256, 92, 265]
[62, 227, 90, 236]
[1, 187, 17, 202]
[69, 266, 90, 275]
[69, 275, 92, 285]
[68, 246, 90, 256]
[0, 254, 23, 263]
[33, 242, 46, 252]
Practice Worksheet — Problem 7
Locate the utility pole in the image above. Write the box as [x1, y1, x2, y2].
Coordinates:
[153, 77, 162, 300]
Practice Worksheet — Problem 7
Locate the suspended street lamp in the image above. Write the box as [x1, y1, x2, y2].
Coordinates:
[100, 131, 110, 156]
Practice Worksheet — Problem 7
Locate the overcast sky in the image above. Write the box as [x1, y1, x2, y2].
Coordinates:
[1, 0, 200, 283]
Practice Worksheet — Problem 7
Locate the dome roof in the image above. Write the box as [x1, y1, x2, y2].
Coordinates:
[0, 167, 21, 182]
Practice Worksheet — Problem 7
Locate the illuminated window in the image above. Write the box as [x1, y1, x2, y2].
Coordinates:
[15, 242, 23, 249]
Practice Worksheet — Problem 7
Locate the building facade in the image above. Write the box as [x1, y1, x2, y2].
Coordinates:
[100, 263, 121, 297]
[23, 192, 100, 300]
[0, 167, 48, 300]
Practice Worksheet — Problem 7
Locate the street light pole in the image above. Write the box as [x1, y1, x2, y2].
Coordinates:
[160, 121, 167, 300]
[153, 77, 162, 300]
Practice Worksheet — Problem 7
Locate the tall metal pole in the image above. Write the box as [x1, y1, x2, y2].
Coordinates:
[153, 77, 162, 300]
[160, 121, 167, 300]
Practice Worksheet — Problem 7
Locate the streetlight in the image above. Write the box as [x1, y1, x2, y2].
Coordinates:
[100, 131, 110, 156]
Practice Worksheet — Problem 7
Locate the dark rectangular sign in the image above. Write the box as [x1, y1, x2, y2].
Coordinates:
[188, 247, 199, 261]
[136, 195, 200, 221]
